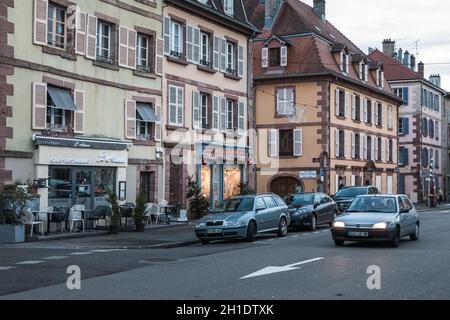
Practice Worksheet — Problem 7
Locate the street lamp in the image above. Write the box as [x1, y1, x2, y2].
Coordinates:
[430, 158, 436, 207]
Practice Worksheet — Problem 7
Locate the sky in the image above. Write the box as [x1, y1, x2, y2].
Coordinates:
[303, 0, 450, 91]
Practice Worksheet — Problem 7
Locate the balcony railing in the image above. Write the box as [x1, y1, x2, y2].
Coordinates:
[46, 123, 70, 132]
[170, 51, 184, 59]
[199, 59, 213, 69]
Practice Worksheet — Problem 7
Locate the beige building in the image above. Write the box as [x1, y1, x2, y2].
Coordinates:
[1, 0, 163, 211]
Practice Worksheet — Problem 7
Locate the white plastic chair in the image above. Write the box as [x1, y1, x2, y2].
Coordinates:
[22, 211, 44, 237]
[69, 204, 85, 233]
[145, 203, 162, 225]
[37, 206, 54, 222]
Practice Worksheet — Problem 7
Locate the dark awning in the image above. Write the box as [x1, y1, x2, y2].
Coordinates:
[47, 86, 77, 110]
[136, 103, 157, 122]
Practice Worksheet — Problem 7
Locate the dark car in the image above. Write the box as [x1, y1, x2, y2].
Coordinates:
[284, 193, 337, 231]
[331, 195, 419, 247]
[333, 186, 380, 214]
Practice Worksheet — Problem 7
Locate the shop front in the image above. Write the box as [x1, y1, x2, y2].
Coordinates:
[198, 143, 248, 207]
[33, 136, 129, 210]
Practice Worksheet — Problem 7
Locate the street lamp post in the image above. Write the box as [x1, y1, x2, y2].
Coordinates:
[430, 158, 436, 207]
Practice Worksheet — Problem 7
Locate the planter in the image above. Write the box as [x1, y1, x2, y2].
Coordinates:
[135, 223, 145, 232]
[0, 224, 25, 243]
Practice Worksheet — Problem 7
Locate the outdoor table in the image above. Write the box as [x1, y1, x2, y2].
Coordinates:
[159, 205, 179, 224]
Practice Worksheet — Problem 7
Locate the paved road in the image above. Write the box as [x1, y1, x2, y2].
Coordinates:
[1, 210, 450, 299]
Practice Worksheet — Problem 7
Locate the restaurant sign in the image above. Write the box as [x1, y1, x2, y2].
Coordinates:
[203, 145, 247, 162]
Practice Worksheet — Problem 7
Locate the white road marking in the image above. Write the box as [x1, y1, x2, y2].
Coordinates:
[292, 235, 299, 238]
[16, 261, 44, 265]
[42, 256, 68, 260]
[241, 257, 325, 279]
[0, 266, 16, 271]
[313, 231, 320, 234]
[90, 249, 126, 253]
[303, 233, 311, 236]
[70, 252, 93, 255]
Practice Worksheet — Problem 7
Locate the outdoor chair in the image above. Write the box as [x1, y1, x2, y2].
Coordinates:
[69, 204, 85, 233]
[51, 207, 69, 233]
[120, 203, 135, 227]
[86, 206, 110, 229]
[144, 203, 161, 225]
[22, 210, 44, 237]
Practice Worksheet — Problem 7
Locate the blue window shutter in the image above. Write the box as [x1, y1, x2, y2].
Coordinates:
[403, 88, 409, 105]
[404, 148, 409, 165]
[399, 175, 405, 194]
[404, 118, 409, 134]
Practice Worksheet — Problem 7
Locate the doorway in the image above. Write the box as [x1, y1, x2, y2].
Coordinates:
[270, 176, 303, 198]
[140, 172, 155, 203]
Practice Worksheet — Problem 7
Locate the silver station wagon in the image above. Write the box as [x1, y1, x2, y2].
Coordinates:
[195, 194, 290, 244]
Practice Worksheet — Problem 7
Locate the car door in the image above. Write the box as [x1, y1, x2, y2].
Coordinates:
[320, 194, 335, 223]
[401, 196, 416, 234]
[397, 196, 410, 236]
[312, 194, 324, 224]
[263, 196, 279, 231]
[254, 197, 270, 232]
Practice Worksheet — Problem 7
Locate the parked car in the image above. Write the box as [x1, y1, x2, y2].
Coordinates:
[284, 193, 336, 231]
[195, 194, 290, 244]
[333, 186, 380, 214]
[331, 195, 419, 247]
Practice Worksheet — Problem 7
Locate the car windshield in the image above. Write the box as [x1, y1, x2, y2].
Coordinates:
[346, 196, 398, 214]
[284, 194, 314, 207]
[213, 197, 254, 213]
[335, 188, 368, 197]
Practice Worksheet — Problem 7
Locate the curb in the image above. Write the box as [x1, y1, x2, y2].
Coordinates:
[30, 231, 110, 242]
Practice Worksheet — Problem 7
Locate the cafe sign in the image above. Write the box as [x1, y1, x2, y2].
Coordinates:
[203, 145, 247, 162]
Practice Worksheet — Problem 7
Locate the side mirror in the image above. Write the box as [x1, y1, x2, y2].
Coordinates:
[313, 202, 320, 209]
[400, 208, 410, 214]
[256, 206, 265, 212]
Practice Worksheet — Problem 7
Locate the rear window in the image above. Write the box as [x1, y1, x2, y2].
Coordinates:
[336, 188, 368, 197]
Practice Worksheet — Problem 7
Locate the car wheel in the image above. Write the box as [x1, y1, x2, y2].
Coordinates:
[246, 221, 255, 242]
[391, 228, 401, 248]
[309, 214, 317, 231]
[410, 224, 420, 241]
[277, 218, 288, 237]
[200, 239, 210, 245]
[334, 240, 344, 246]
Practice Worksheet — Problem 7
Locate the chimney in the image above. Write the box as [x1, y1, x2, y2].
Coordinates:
[403, 50, 410, 67]
[429, 74, 441, 87]
[264, 0, 283, 28]
[418, 61, 424, 77]
[397, 48, 403, 62]
[410, 54, 416, 71]
[313, 0, 326, 20]
[382, 39, 395, 57]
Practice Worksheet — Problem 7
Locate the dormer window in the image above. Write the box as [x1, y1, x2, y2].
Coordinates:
[359, 61, 369, 82]
[376, 68, 384, 88]
[269, 48, 280, 67]
[340, 51, 349, 73]
[224, 0, 234, 16]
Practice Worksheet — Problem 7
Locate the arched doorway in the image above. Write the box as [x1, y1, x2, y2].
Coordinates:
[269, 175, 304, 197]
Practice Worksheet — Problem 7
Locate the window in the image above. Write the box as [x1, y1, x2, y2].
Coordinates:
[136, 33, 151, 72]
[394, 87, 409, 105]
[46, 86, 74, 131]
[367, 136, 372, 160]
[47, 4, 66, 49]
[434, 94, 440, 112]
[429, 119, 434, 139]
[388, 139, 393, 162]
[336, 89, 346, 117]
[377, 138, 382, 161]
[340, 52, 349, 73]
[226, 41, 236, 74]
[354, 133, 361, 159]
[170, 21, 183, 57]
[377, 103, 383, 126]
[435, 150, 440, 169]
[366, 100, 372, 124]
[136, 113, 154, 140]
[354, 95, 361, 121]
[263, 196, 277, 208]
[336, 130, 345, 157]
[226, 99, 234, 129]
[224, 0, 234, 16]
[435, 121, 440, 140]
[200, 32, 210, 67]
[399, 147, 409, 166]
[269, 48, 280, 67]
[387, 105, 393, 129]
[279, 130, 293, 156]
[399, 117, 409, 135]
[169, 85, 184, 126]
[200, 93, 208, 129]
[96, 21, 112, 62]
[276, 88, 294, 116]
[422, 117, 428, 137]
[359, 62, 368, 81]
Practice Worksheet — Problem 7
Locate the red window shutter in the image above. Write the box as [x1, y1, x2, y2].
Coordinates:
[75, 11, 87, 55]
[32, 82, 47, 130]
[127, 29, 137, 69]
[33, 0, 48, 46]
[155, 38, 164, 76]
[124, 100, 136, 140]
[118, 26, 129, 67]
[74, 90, 85, 134]
[85, 15, 98, 60]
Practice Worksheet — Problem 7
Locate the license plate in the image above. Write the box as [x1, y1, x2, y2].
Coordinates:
[207, 229, 222, 234]
[348, 231, 369, 237]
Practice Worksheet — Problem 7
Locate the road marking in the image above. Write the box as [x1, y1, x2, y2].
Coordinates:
[70, 252, 93, 255]
[292, 235, 299, 238]
[303, 233, 311, 236]
[0, 266, 16, 271]
[16, 261, 45, 265]
[241, 257, 325, 279]
[90, 249, 126, 253]
[313, 231, 320, 234]
[42, 256, 68, 260]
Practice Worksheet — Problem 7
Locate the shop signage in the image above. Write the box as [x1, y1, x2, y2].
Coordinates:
[35, 136, 129, 150]
[299, 171, 317, 179]
[50, 157, 90, 165]
[203, 145, 247, 162]
[96, 152, 126, 164]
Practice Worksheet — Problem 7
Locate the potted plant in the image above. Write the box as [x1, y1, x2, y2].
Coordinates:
[186, 175, 210, 220]
[0, 185, 29, 243]
[133, 193, 146, 232]
[107, 193, 121, 234]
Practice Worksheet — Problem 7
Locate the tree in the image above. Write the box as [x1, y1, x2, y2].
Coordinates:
[233, 183, 256, 196]
[0, 185, 30, 225]
[133, 193, 146, 230]
[107, 193, 121, 233]
[186, 175, 210, 219]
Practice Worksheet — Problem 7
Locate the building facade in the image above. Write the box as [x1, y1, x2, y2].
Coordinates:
[443, 94, 450, 200]
[247, 0, 401, 198]
[1, 0, 163, 211]
[161, 0, 256, 209]
[370, 43, 447, 203]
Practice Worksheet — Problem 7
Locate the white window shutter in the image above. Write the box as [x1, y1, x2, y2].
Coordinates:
[346, 53, 350, 73]
[220, 38, 227, 72]
[293, 129, 302, 156]
[392, 140, 396, 163]
[213, 36, 220, 71]
[339, 51, 344, 71]
[212, 96, 219, 131]
[238, 101, 246, 131]
[154, 104, 162, 142]
[74, 90, 85, 134]
[360, 134, 363, 160]
[351, 94, 356, 120]
[124, 100, 136, 140]
[344, 131, 350, 158]
[75, 11, 87, 55]
[280, 46, 288, 67]
[371, 136, 375, 161]
[363, 99, 368, 123]
[359, 97, 363, 121]
[262, 47, 268, 68]
[335, 89, 340, 116]
[359, 62, 363, 80]
[381, 138, 385, 161]
[381, 105, 385, 127]
[220, 97, 227, 132]
[335, 129, 340, 157]
[345, 92, 349, 118]
[381, 71, 385, 88]
[371, 101, 375, 125]
[85, 15, 98, 60]
[33, 0, 48, 46]
[119, 26, 129, 68]
[363, 134, 367, 160]
[376, 69, 380, 87]
[351, 132, 356, 158]
[374, 137, 378, 161]
[374, 103, 378, 126]
[238, 45, 244, 77]
[364, 64, 369, 82]
[193, 28, 200, 64]
[186, 25, 193, 62]
[163, 16, 171, 55]
[127, 29, 137, 69]
[32, 82, 47, 130]
[192, 90, 200, 129]
[386, 139, 391, 162]
[155, 38, 164, 76]
[269, 129, 278, 157]
[351, 175, 356, 186]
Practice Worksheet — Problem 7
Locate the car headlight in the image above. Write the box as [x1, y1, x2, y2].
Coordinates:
[196, 222, 206, 228]
[373, 222, 388, 229]
[224, 220, 240, 227]
[333, 221, 345, 228]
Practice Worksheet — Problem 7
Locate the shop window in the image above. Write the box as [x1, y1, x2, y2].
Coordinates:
[48, 167, 72, 205]
[95, 168, 116, 197]
[201, 166, 211, 199]
[223, 166, 241, 200]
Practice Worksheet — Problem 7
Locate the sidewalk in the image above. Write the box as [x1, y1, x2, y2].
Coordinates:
[414, 203, 450, 212]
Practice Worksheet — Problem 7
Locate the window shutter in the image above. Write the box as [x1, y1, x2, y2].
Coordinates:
[186, 25, 193, 62]
[371, 101, 375, 125]
[381, 71, 385, 88]
[388, 106, 393, 129]
[220, 38, 227, 72]
[127, 29, 137, 69]
[345, 92, 349, 118]
[33, 0, 48, 46]
[381, 106, 385, 127]
[374, 136, 378, 161]
[351, 132, 356, 158]
[293, 129, 302, 156]
[262, 47, 268, 68]
[193, 28, 200, 64]
[339, 51, 344, 71]
[359, 62, 363, 80]
[32, 82, 47, 130]
[335, 129, 340, 157]
[155, 38, 164, 76]
[155, 104, 162, 142]
[344, 131, 350, 158]
[212, 36, 220, 70]
[268, 129, 278, 157]
[386, 139, 390, 162]
[346, 53, 350, 73]
[351, 175, 356, 186]
[374, 103, 378, 126]
[85, 15, 98, 60]
[192, 90, 200, 129]
[351, 94, 356, 120]
[74, 90, 85, 134]
[404, 118, 409, 134]
[403, 88, 409, 105]
[376, 70, 380, 87]
[212, 96, 219, 131]
[238, 45, 244, 77]
[238, 101, 245, 131]
[220, 97, 227, 132]
[164, 16, 171, 55]
[75, 11, 87, 55]
[280, 46, 287, 67]
[360, 134, 363, 160]
[363, 134, 367, 160]
[119, 26, 129, 67]
[125, 100, 136, 140]
[363, 99, 368, 123]
[359, 97, 363, 122]
[335, 89, 340, 116]
[392, 140, 396, 163]
[381, 138, 385, 161]
[364, 64, 368, 82]
[404, 148, 409, 165]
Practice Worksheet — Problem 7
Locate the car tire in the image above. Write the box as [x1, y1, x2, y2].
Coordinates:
[246, 221, 255, 242]
[410, 224, 420, 241]
[200, 239, 210, 245]
[309, 214, 317, 231]
[391, 228, 401, 248]
[277, 218, 288, 237]
[334, 240, 344, 246]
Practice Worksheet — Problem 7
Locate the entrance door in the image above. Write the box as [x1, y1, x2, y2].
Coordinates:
[140, 172, 155, 203]
[169, 164, 183, 206]
[74, 169, 93, 210]
[270, 177, 303, 198]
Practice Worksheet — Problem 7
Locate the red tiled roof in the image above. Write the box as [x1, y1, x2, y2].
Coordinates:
[368, 49, 421, 81]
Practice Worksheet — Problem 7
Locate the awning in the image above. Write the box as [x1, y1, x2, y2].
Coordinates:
[47, 86, 77, 110]
[136, 103, 157, 122]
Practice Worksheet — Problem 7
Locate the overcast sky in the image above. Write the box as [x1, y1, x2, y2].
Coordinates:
[303, 0, 450, 91]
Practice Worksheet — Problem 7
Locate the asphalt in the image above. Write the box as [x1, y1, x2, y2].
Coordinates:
[1, 208, 450, 299]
